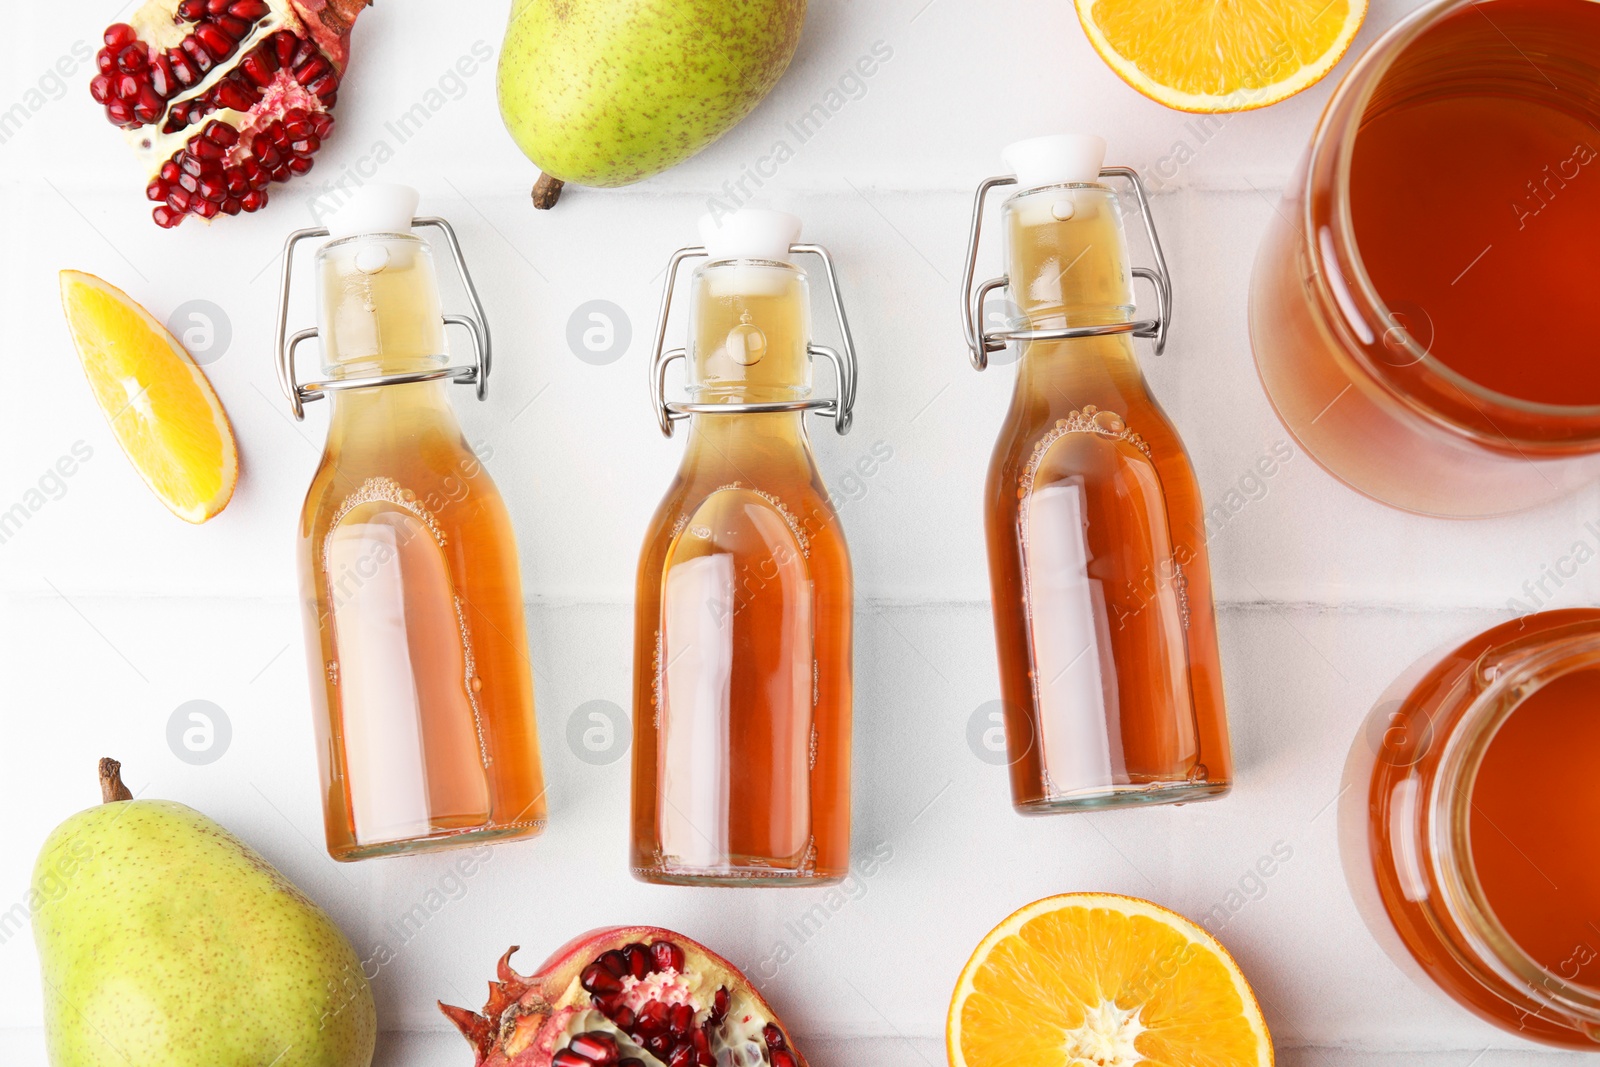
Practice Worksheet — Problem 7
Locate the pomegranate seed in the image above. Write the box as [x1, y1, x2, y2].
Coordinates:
[551, 1053, 589, 1067]
[241, 47, 279, 85]
[622, 944, 651, 980]
[241, 190, 268, 211]
[221, 197, 243, 215]
[198, 176, 228, 202]
[182, 37, 216, 74]
[217, 15, 252, 39]
[194, 23, 236, 60]
[569, 1032, 621, 1064]
[213, 77, 259, 111]
[311, 112, 335, 138]
[294, 55, 331, 85]
[178, 172, 200, 194]
[153, 205, 182, 228]
[287, 155, 314, 176]
[178, 0, 208, 18]
[98, 52, 116, 74]
[117, 46, 148, 74]
[692, 1030, 711, 1056]
[763, 1024, 786, 1049]
[203, 120, 239, 147]
[160, 161, 180, 183]
[107, 101, 136, 127]
[231, 0, 270, 16]
[579, 964, 622, 997]
[149, 56, 175, 97]
[670, 1004, 694, 1035]
[90, 75, 115, 104]
[274, 31, 298, 67]
[598, 951, 629, 979]
[651, 943, 685, 973]
[194, 198, 221, 219]
[306, 73, 340, 100]
[612, 1006, 635, 1030]
[167, 188, 192, 212]
[712, 988, 730, 1021]
[169, 50, 198, 86]
[668, 1045, 694, 1067]
[105, 24, 137, 49]
[147, 179, 169, 201]
[644, 1034, 672, 1056]
[770, 1053, 797, 1067]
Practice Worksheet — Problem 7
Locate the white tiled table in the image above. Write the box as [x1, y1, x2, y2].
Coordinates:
[3, 1, 1595, 1063]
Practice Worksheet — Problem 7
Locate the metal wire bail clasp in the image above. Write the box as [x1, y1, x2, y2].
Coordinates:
[274, 217, 493, 420]
[959, 167, 1173, 371]
[648, 244, 859, 438]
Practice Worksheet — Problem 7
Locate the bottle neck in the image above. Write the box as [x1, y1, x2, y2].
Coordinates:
[997, 183, 1151, 402]
[687, 259, 813, 405]
[316, 232, 459, 436]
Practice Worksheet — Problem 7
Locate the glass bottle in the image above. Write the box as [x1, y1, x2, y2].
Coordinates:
[1340, 610, 1600, 1048]
[276, 184, 547, 861]
[960, 135, 1232, 813]
[631, 209, 858, 886]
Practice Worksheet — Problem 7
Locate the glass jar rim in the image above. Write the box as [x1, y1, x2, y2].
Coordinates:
[1305, 0, 1600, 435]
[1428, 623, 1600, 1024]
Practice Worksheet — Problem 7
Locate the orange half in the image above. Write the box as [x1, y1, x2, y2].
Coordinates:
[948, 893, 1273, 1067]
[60, 271, 238, 523]
[1076, 0, 1367, 113]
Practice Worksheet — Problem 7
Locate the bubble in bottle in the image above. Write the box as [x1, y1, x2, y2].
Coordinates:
[726, 312, 767, 367]
[1094, 410, 1126, 434]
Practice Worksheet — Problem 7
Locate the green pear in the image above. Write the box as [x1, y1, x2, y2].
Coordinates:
[497, 0, 807, 207]
[31, 759, 375, 1067]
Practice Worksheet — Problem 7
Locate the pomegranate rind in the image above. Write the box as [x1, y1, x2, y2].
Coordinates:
[440, 926, 807, 1067]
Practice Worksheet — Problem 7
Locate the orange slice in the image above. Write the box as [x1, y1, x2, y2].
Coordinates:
[1075, 0, 1367, 113]
[948, 893, 1273, 1067]
[59, 271, 238, 523]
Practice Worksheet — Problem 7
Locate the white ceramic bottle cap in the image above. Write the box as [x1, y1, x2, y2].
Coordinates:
[325, 183, 420, 239]
[1002, 134, 1107, 190]
[699, 208, 802, 262]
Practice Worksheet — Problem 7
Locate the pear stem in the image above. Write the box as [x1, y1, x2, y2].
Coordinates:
[532, 173, 565, 210]
[99, 758, 133, 804]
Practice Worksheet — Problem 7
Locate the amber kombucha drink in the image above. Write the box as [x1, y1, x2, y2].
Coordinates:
[631, 218, 852, 886]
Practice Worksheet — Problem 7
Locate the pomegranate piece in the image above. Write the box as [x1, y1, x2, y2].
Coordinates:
[441, 927, 806, 1067]
[89, 0, 372, 228]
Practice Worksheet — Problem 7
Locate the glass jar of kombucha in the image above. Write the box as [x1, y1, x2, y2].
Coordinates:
[1340, 609, 1600, 1047]
[631, 209, 858, 887]
[1250, 0, 1600, 517]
